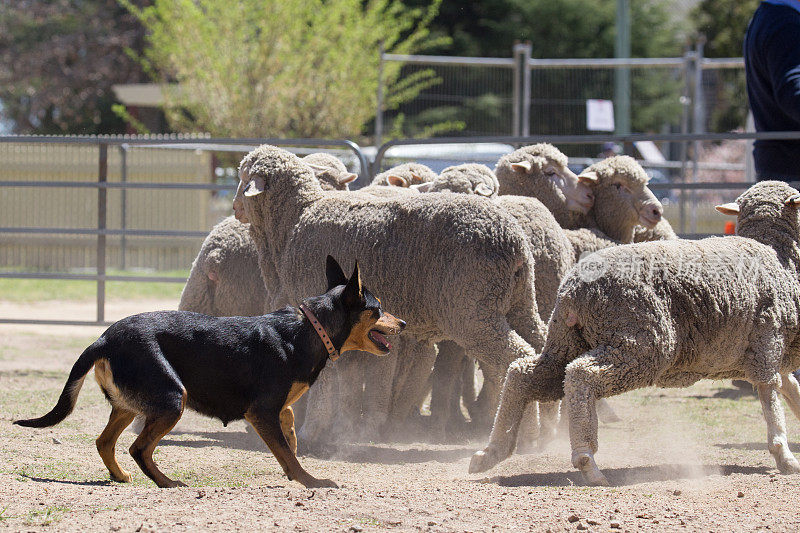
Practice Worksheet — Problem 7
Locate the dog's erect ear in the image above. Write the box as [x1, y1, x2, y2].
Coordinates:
[326, 256, 348, 291]
[342, 261, 364, 305]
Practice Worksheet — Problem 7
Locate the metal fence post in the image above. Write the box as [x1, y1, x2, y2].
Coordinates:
[119, 143, 128, 270]
[375, 42, 385, 147]
[678, 47, 693, 234]
[97, 143, 108, 324]
[512, 42, 532, 137]
[690, 37, 706, 234]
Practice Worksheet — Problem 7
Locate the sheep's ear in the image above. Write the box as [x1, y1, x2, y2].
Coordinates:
[325, 256, 348, 291]
[411, 182, 433, 193]
[785, 194, 800, 206]
[510, 160, 532, 173]
[339, 173, 358, 185]
[386, 175, 408, 187]
[342, 261, 364, 305]
[410, 172, 424, 184]
[578, 171, 599, 184]
[305, 163, 327, 172]
[715, 202, 740, 215]
[475, 183, 494, 197]
[244, 176, 266, 197]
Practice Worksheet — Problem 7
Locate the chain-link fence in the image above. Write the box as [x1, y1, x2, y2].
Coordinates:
[378, 44, 745, 145]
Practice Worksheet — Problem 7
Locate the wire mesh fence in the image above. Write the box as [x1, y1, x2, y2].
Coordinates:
[378, 46, 746, 144]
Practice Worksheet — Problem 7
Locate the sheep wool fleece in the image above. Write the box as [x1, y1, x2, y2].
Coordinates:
[471, 180, 800, 485]
[238, 145, 546, 392]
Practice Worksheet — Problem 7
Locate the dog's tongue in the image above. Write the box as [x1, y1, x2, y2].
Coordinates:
[371, 331, 390, 350]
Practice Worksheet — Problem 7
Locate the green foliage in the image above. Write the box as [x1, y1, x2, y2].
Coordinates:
[120, 0, 445, 138]
[395, 0, 684, 137]
[693, 0, 759, 58]
[0, 0, 148, 134]
[692, 0, 759, 131]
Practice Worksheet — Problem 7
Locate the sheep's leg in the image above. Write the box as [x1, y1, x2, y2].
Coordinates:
[564, 346, 658, 487]
[513, 401, 540, 454]
[429, 341, 469, 436]
[387, 340, 437, 430]
[335, 353, 366, 441]
[536, 401, 560, 449]
[461, 357, 477, 419]
[469, 356, 537, 473]
[757, 381, 800, 474]
[361, 350, 397, 440]
[297, 365, 339, 455]
[778, 372, 800, 424]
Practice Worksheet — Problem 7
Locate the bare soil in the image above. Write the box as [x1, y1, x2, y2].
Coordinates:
[1, 299, 799, 532]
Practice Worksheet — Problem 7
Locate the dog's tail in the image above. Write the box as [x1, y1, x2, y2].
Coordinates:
[14, 339, 104, 428]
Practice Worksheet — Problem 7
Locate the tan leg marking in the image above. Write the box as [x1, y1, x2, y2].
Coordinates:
[245, 407, 337, 488]
[129, 391, 187, 488]
[280, 407, 297, 455]
[96, 407, 137, 482]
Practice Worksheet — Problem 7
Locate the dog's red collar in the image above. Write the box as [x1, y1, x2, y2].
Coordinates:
[299, 304, 340, 361]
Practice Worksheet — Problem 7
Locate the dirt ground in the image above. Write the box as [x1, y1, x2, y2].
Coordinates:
[1, 299, 800, 532]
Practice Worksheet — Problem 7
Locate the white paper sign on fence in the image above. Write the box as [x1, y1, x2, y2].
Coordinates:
[586, 99, 615, 132]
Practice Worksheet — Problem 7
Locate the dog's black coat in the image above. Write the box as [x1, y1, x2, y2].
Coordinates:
[14, 256, 403, 488]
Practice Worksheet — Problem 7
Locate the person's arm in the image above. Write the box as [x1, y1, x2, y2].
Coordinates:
[765, 22, 800, 124]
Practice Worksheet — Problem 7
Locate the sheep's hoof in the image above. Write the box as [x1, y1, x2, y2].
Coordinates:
[572, 450, 609, 486]
[469, 449, 505, 473]
[778, 458, 800, 475]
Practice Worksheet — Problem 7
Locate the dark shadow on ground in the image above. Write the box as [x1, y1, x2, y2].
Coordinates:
[716, 442, 800, 453]
[479, 464, 770, 488]
[692, 389, 757, 400]
[160, 428, 478, 464]
[17, 473, 114, 486]
[325, 443, 475, 464]
[160, 430, 264, 452]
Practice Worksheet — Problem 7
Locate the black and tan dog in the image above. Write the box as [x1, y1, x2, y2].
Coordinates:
[14, 256, 404, 489]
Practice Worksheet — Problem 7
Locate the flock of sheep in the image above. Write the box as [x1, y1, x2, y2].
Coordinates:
[178, 143, 800, 485]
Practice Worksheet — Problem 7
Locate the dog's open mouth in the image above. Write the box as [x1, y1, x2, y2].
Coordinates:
[368, 330, 392, 353]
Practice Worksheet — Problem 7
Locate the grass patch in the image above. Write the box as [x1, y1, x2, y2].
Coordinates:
[0, 269, 188, 302]
[24, 505, 69, 526]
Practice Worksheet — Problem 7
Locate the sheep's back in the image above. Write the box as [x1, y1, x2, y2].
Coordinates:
[277, 193, 532, 338]
[558, 236, 800, 379]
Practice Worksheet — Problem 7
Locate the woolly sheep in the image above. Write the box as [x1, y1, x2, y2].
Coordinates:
[494, 143, 594, 222]
[370, 162, 438, 187]
[303, 162, 438, 444]
[471, 180, 800, 485]
[236, 145, 548, 442]
[633, 218, 678, 242]
[179, 153, 355, 318]
[414, 163, 499, 197]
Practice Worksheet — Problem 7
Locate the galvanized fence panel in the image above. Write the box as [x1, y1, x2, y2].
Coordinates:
[0, 136, 368, 326]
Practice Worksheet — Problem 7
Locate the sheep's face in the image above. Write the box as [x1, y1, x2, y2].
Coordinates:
[498, 144, 594, 213]
[717, 181, 800, 235]
[580, 156, 663, 240]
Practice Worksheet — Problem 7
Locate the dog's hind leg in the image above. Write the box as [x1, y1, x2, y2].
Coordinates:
[96, 406, 136, 482]
[246, 407, 338, 489]
[280, 407, 297, 455]
[129, 390, 187, 488]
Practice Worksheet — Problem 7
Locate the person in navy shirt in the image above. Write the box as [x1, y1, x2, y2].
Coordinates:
[744, 0, 800, 181]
